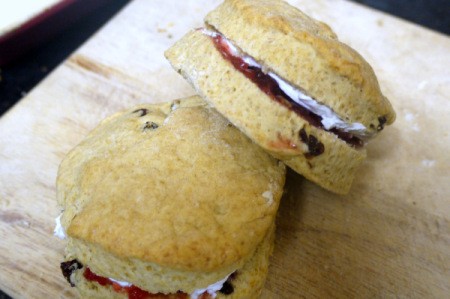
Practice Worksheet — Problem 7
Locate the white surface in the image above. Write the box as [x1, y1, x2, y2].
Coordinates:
[0, 0, 61, 35]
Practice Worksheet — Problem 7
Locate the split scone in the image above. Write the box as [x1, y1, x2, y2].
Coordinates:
[55, 96, 285, 298]
[165, 0, 396, 194]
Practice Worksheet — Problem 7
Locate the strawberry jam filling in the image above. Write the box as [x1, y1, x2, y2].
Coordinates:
[209, 32, 364, 148]
[61, 259, 235, 299]
[83, 267, 211, 299]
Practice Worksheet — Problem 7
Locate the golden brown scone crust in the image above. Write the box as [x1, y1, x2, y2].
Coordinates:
[69, 224, 275, 298]
[166, 31, 365, 194]
[205, 0, 395, 133]
[56, 97, 285, 276]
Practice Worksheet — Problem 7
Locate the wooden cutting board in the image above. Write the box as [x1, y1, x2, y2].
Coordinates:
[0, 0, 449, 298]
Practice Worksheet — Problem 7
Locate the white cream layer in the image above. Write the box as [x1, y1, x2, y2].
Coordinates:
[105, 272, 232, 298]
[54, 214, 66, 240]
[191, 273, 232, 299]
[201, 28, 370, 140]
[109, 278, 132, 287]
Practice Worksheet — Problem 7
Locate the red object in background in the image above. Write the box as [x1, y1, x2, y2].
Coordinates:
[0, 0, 113, 66]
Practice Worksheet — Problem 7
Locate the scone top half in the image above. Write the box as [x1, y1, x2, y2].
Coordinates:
[56, 97, 285, 298]
[165, 0, 395, 194]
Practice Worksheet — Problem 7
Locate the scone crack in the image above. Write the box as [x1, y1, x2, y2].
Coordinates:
[200, 27, 371, 147]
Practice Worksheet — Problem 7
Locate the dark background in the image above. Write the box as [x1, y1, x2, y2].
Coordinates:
[0, 0, 449, 117]
[0, 0, 448, 298]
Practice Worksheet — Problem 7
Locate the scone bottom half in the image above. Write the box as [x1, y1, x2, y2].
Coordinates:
[55, 96, 285, 298]
[165, 0, 396, 194]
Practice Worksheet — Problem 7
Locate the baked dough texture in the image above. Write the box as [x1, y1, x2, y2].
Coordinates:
[56, 96, 285, 294]
[165, 0, 396, 194]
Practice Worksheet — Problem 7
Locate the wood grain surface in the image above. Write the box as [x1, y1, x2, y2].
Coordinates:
[0, 0, 449, 298]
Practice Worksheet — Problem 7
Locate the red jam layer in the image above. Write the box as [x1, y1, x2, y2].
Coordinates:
[210, 33, 363, 148]
[83, 267, 211, 299]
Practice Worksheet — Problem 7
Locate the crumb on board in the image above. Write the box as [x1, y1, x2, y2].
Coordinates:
[421, 159, 436, 167]
[262, 191, 273, 205]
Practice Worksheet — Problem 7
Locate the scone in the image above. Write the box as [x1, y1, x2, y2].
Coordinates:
[55, 96, 285, 298]
[165, 0, 396, 194]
